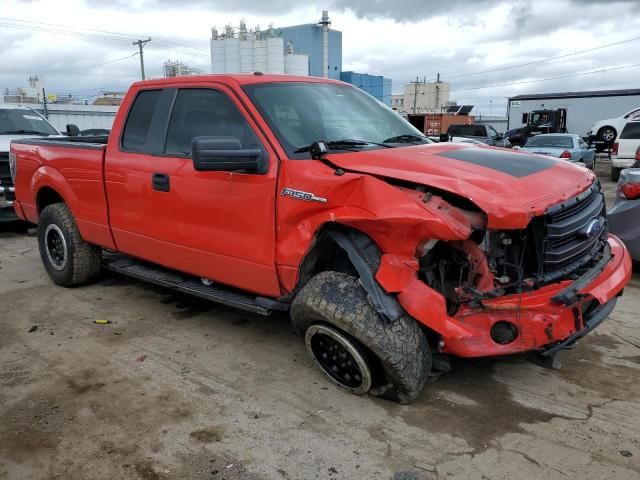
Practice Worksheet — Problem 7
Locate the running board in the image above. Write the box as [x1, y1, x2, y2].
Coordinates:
[104, 255, 273, 316]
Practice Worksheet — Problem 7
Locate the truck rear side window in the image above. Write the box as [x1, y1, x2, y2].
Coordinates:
[620, 122, 640, 140]
[448, 125, 485, 137]
[121, 89, 162, 152]
[165, 89, 256, 156]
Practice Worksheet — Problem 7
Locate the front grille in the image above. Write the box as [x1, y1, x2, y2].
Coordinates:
[543, 183, 606, 271]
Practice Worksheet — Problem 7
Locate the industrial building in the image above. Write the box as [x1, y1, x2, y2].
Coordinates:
[210, 22, 310, 76]
[507, 88, 640, 137]
[400, 78, 451, 114]
[274, 11, 342, 80]
[163, 60, 202, 78]
[208, 11, 392, 104]
[340, 72, 392, 105]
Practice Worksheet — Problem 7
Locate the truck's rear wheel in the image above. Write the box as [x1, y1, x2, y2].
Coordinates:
[38, 203, 102, 287]
[291, 271, 431, 404]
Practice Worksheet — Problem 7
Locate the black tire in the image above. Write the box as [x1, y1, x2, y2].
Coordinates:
[38, 203, 102, 287]
[291, 271, 431, 404]
[598, 126, 617, 144]
[611, 166, 621, 182]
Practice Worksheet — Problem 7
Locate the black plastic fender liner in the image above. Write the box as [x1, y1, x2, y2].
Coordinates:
[327, 230, 405, 322]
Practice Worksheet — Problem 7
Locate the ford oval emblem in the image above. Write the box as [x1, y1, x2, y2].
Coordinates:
[581, 219, 602, 239]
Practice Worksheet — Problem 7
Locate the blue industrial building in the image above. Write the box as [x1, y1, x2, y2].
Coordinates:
[273, 16, 392, 105]
[275, 24, 342, 80]
[340, 71, 392, 106]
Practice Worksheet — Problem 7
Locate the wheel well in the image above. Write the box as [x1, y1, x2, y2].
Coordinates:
[36, 187, 64, 213]
[598, 125, 616, 135]
[297, 226, 358, 289]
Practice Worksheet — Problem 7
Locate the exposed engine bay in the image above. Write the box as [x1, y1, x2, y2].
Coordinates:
[417, 181, 609, 315]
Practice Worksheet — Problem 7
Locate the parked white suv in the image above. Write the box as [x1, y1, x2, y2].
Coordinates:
[611, 121, 640, 181]
[0, 104, 61, 220]
[589, 106, 640, 146]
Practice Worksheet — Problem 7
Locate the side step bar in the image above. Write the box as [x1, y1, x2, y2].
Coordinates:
[104, 255, 274, 316]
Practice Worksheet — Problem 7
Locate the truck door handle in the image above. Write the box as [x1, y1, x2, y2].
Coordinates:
[152, 173, 170, 192]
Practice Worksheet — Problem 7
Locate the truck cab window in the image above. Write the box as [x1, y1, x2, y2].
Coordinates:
[121, 89, 162, 152]
[165, 89, 256, 156]
[620, 122, 640, 140]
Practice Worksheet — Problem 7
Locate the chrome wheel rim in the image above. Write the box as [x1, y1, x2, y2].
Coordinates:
[305, 324, 372, 395]
[601, 128, 615, 142]
[45, 224, 68, 271]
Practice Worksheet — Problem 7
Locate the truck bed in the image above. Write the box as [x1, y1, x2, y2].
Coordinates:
[11, 136, 115, 249]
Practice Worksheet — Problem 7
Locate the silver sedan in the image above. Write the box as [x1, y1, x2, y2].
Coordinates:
[522, 133, 596, 169]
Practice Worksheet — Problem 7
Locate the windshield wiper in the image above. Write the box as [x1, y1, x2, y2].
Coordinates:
[383, 134, 430, 144]
[294, 139, 392, 154]
[0, 129, 49, 135]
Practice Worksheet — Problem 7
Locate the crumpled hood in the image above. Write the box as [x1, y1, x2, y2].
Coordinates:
[325, 143, 596, 229]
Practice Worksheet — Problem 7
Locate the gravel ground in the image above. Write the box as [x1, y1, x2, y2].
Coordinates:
[1, 159, 639, 480]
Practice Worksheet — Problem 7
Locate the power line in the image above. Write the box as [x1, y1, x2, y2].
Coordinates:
[0, 17, 209, 58]
[439, 34, 640, 81]
[449, 62, 640, 92]
[0, 53, 139, 74]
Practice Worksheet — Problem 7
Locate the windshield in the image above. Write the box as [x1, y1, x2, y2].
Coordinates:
[243, 82, 427, 157]
[0, 108, 58, 135]
[525, 136, 574, 148]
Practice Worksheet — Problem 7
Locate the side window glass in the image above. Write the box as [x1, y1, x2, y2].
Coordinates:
[165, 89, 258, 155]
[121, 90, 162, 151]
[620, 122, 640, 140]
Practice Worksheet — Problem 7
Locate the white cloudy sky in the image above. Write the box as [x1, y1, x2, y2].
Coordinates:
[0, 0, 637, 115]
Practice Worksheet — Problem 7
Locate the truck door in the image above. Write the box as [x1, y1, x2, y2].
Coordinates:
[147, 86, 281, 297]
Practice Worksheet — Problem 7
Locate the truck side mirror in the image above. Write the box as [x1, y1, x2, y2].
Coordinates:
[66, 124, 80, 137]
[192, 136, 262, 172]
[439, 133, 450, 142]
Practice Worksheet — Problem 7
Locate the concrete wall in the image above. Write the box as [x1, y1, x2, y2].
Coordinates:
[507, 94, 640, 136]
[275, 25, 342, 79]
[17, 103, 118, 131]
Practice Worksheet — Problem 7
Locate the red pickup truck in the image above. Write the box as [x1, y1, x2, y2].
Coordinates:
[10, 74, 631, 403]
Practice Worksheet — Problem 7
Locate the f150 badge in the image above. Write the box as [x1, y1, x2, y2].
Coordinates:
[281, 188, 327, 203]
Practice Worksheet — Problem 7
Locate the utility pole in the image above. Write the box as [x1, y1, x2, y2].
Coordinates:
[434, 72, 440, 112]
[412, 76, 419, 114]
[42, 87, 49, 119]
[133, 38, 151, 80]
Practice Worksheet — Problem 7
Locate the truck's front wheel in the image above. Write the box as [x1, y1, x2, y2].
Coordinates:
[38, 203, 102, 287]
[291, 271, 431, 404]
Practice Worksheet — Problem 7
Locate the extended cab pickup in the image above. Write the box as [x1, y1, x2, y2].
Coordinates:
[11, 75, 632, 403]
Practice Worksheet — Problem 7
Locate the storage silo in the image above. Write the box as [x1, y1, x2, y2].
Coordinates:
[266, 36, 284, 74]
[253, 37, 267, 73]
[284, 53, 309, 76]
[239, 37, 254, 73]
[224, 37, 240, 73]
[210, 29, 226, 74]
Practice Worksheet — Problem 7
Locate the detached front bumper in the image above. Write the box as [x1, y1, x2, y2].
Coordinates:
[384, 235, 631, 358]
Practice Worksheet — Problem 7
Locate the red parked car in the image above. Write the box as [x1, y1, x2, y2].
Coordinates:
[10, 74, 631, 403]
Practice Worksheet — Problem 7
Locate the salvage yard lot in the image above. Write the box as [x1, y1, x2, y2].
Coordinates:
[1, 161, 639, 480]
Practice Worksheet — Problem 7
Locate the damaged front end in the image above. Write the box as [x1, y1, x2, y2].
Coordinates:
[376, 181, 631, 358]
